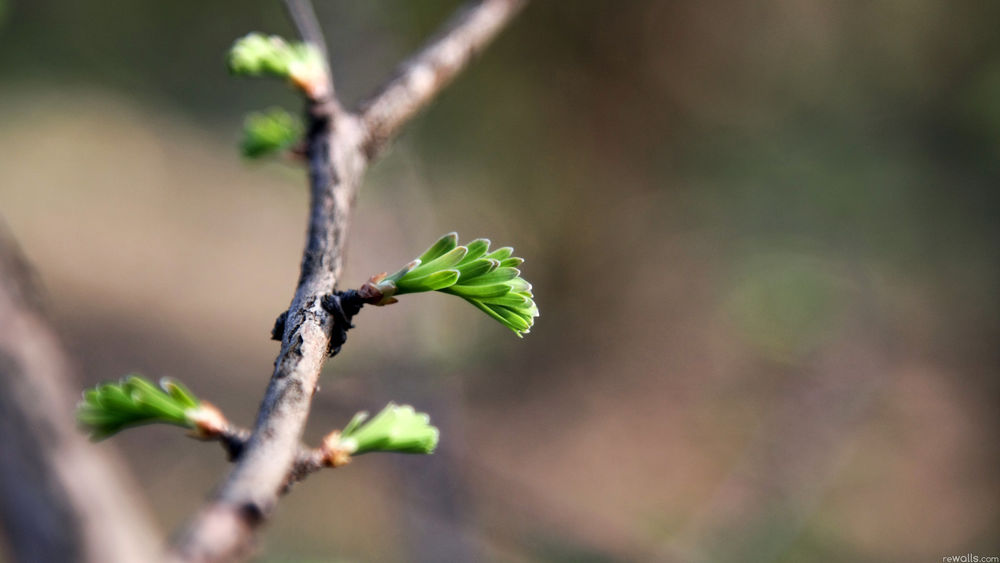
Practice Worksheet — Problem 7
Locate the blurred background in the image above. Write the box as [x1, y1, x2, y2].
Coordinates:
[1, 1, 999, 561]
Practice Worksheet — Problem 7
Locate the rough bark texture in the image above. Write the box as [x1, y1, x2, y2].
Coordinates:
[168, 1, 525, 561]
[0, 223, 160, 563]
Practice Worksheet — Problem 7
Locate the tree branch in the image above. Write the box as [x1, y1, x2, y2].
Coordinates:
[168, 81, 364, 563]
[360, 0, 526, 158]
[169, 2, 524, 561]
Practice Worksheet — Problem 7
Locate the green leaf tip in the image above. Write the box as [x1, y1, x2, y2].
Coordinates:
[369, 233, 538, 336]
[227, 32, 325, 95]
[76, 375, 203, 440]
[240, 108, 303, 159]
[324, 403, 439, 464]
[417, 232, 459, 263]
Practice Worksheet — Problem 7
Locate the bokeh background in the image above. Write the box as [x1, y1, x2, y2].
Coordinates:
[2, 1, 999, 561]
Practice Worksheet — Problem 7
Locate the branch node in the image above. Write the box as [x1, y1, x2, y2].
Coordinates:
[320, 430, 353, 468]
[320, 291, 365, 357]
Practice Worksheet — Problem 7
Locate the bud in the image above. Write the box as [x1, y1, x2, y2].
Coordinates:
[369, 233, 538, 335]
[76, 375, 211, 440]
[322, 403, 440, 463]
[240, 108, 303, 159]
[227, 33, 326, 96]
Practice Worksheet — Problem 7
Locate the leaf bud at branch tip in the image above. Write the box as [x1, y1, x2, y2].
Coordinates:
[227, 32, 328, 98]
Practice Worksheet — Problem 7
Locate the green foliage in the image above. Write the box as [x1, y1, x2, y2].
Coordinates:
[240, 107, 302, 158]
[227, 32, 321, 82]
[76, 376, 201, 440]
[372, 233, 539, 336]
[339, 403, 439, 456]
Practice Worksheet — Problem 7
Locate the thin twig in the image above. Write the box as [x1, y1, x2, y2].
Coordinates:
[169, 2, 524, 561]
[359, 0, 526, 157]
[282, 0, 340, 109]
[282, 0, 328, 55]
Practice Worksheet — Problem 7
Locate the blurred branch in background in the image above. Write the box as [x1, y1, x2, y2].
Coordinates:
[0, 222, 159, 562]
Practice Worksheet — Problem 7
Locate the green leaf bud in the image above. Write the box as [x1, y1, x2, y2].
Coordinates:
[368, 233, 538, 336]
[227, 33, 325, 95]
[240, 108, 303, 159]
[76, 375, 216, 440]
[322, 403, 440, 465]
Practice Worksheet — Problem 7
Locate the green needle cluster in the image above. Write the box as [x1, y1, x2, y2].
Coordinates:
[77, 376, 200, 440]
[240, 108, 302, 158]
[371, 233, 539, 336]
[338, 403, 439, 456]
[227, 32, 320, 81]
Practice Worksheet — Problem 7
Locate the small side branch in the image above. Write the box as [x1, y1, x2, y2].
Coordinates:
[359, 0, 526, 157]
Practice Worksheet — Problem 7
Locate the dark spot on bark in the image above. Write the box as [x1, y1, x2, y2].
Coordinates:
[270, 311, 288, 341]
[220, 430, 249, 462]
[320, 290, 365, 356]
[238, 503, 265, 527]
